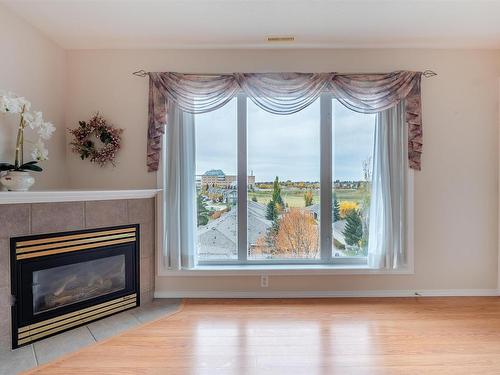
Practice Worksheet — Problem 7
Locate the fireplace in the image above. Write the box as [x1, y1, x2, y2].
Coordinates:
[10, 224, 140, 348]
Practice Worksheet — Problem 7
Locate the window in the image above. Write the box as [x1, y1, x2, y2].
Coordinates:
[247, 98, 320, 260]
[195, 98, 238, 261]
[332, 100, 376, 259]
[194, 94, 376, 266]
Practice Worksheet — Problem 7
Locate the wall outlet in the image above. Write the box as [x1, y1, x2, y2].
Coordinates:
[260, 275, 269, 288]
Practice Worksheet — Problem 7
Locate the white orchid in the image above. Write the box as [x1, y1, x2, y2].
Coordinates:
[22, 111, 55, 139]
[0, 90, 54, 173]
[0, 92, 31, 113]
[22, 111, 43, 129]
[31, 139, 49, 161]
[38, 121, 56, 140]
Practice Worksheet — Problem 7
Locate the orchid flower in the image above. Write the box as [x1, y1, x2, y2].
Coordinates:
[0, 90, 54, 172]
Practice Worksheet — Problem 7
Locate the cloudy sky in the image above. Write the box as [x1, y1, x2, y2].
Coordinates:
[195, 98, 375, 182]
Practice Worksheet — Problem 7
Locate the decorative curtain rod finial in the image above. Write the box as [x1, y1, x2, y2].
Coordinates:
[133, 70, 148, 78]
[423, 70, 437, 78]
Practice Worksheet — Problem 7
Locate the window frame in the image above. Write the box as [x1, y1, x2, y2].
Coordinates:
[156, 95, 415, 275]
[195, 93, 367, 267]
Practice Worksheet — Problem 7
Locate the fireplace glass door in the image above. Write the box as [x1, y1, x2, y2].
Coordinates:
[32, 254, 126, 315]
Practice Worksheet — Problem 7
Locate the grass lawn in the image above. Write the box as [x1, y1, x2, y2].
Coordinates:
[249, 188, 367, 208]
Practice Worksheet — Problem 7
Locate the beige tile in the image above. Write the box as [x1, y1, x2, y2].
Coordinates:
[131, 298, 181, 324]
[150, 256, 155, 291]
[0, 287, 12, 351]
[139, 222, 155, 259]
[33, 326, 95, 365]
[85, 200, 128, 228]
[140, 290, 154, 305]
[0, 239, 10, 288]
[0, 204, 30, 239]
[87, 311, 140, 341]
[128, 198, 154, 224]
[31, 202, 84, 234]
[140, 256, 153, 293]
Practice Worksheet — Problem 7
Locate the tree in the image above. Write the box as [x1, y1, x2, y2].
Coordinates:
[197, 195, 210, 226]
[266, 200, 278, 221]
[251, 196, 258, 202]
[342, 210, 363, 246]
[304, 190, 313, 207]
[265, 176, 284, 221]
[333, 193, 340, 222]
[274, 208, 319, 258]
[272, 176, 284, 208]
[340, 201, 358, 219]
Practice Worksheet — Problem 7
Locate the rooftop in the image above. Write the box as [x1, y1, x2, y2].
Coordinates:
[203, 169, 225, 177]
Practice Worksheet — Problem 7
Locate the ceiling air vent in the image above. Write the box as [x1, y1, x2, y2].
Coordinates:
[267, 36, 295, 43]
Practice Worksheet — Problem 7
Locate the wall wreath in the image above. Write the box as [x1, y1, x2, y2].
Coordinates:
[69, 113, 123, 167]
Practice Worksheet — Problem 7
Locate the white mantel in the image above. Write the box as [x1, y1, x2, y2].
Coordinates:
[0, 189, 161, 204]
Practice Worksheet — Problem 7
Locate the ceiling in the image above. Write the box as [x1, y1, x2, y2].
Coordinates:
[3, 0, 500, 49]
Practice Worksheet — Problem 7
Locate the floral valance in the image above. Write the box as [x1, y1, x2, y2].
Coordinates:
[147, 71, 422, 172]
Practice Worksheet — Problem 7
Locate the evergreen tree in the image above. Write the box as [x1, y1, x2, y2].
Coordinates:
[197, 194, 210, 226]
[342, 210, 363, 246]
[333, 193, 340, 222]
[272, 176, 284, 208]
[266, 200, 278, 221]
[265, 176, 285, 221]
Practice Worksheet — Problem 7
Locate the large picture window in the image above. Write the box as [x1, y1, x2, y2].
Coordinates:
[194, 94, 377, 265]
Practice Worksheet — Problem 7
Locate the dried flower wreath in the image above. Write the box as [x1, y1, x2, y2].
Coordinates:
[69, 113, 123, 167]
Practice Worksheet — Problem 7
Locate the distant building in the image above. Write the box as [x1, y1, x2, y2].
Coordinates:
[200, 169, 255, 189]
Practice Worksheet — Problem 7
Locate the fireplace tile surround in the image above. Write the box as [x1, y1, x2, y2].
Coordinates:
[0, 194, 157, 352]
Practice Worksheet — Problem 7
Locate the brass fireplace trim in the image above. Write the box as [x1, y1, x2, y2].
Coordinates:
[17, 227, 136, 247]
[16, 227, 137, 260]
[17, 294, 137, 345]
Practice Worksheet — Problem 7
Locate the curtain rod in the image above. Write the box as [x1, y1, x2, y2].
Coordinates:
[132, 69, 437, 78]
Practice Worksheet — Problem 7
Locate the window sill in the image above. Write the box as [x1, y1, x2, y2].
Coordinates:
[158, 264, 414, 276]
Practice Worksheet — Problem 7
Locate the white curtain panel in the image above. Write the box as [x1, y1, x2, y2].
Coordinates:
[165, 103, 196, 269]
[368, 101, 407, 269]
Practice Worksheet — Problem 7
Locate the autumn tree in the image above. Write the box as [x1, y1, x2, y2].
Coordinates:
[274, 208, 319, 258]
[340, 201, 358, 219]
[343, 210, 363, 246]
[304, 190, 313, 207]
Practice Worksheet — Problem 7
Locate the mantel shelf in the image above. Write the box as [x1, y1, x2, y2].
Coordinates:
[0, 189, 161, 204]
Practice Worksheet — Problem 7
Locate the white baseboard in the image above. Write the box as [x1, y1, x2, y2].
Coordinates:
[154, 289, 500, 299]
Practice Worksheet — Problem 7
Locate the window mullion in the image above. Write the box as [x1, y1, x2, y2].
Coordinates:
[237, 94, 248, 262]
[320, 94, 333, 262]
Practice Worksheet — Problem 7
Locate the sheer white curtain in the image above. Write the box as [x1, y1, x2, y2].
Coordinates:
[368, 101, 407, 269]
[165, 103, 196, 269]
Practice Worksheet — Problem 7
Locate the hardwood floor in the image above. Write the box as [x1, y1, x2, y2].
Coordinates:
[26, 297, 500, 374]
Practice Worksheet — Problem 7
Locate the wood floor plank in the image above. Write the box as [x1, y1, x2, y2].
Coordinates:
[25, 297, 500, 375]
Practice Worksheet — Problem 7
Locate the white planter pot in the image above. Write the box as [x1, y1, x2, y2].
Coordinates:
[0, 171, 35, 191]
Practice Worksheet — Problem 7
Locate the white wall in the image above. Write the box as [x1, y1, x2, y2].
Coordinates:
[64, 49, 500, 294]
[0, 4, 68, 189]
[0, 0, 497, 296]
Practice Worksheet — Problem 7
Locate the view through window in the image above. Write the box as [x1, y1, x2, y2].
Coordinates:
[332, 101, 376, 259]
[195, 98, 238, 261]
[247, 99, 320, 260]
[194, 96, 375, 264]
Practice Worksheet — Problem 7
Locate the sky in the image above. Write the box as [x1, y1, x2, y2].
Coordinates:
[195, 98, 375, 182]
